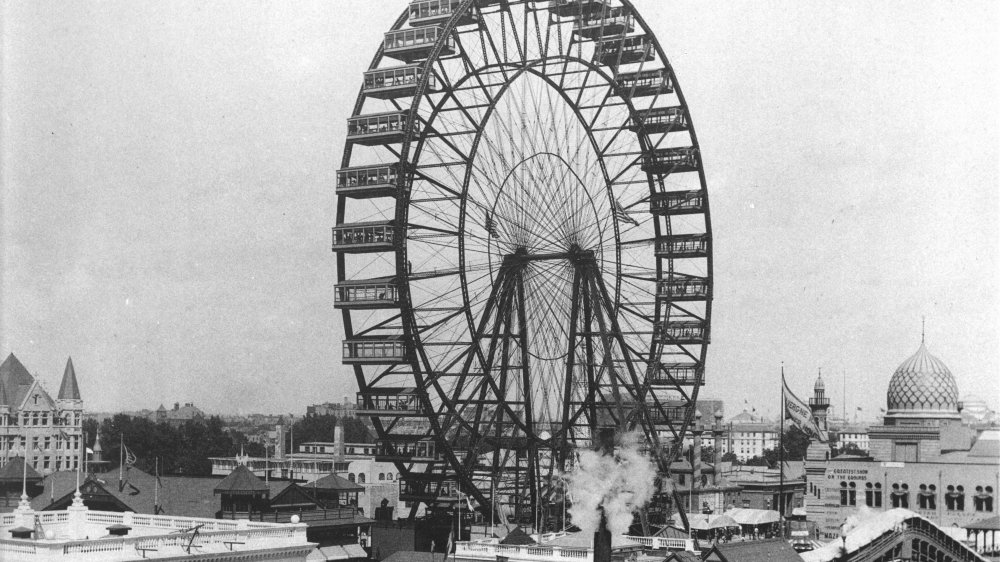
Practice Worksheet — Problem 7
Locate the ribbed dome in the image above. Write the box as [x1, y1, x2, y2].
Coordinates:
[886, 342, 960, 416]
[814, 373, 826, 392]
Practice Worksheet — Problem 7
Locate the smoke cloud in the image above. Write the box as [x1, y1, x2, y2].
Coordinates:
[564, 431, 658, 535]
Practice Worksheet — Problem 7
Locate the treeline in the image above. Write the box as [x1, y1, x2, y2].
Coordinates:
[83, 414, 264, 476]
[81, 414, 375, 477]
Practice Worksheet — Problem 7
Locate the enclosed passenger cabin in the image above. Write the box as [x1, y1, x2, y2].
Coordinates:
[658, 320, 708, 344]
[374, 438, 440, 462]
[650, 190, 705, 216]
[641, 147, 700, 174]
[629, 106, 689, 133]
[336, 164, 404, 199]
[573, 6, 633, 39]
[409, 0, 478, 27]
[399, 475, 460, 502]
[343, 336, 413, 365]
[355, 388, 425, 415]
[331, 221, 395, 253]
[594, 35, 655, 66]
[363, 65, 436, 100]
[615, 69, 674, 98]
[655, 233, 709, 259]
[648, 362, 703, 386]
[347, 111, 419, 146]
[646, 404, 690, 426]
[657, 274, 710, 301]
[384, 26, 455, 63]
[549, 0, 609, 17]
[335, 277, 399, 309]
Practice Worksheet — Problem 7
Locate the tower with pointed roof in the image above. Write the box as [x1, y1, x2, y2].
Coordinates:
[0, 353, 85, 481]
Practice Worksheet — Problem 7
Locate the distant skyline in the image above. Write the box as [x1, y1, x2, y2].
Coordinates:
[2, 1, 997, 416]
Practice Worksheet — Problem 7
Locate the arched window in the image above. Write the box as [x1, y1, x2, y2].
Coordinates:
[974, 486, 994, 512]
[849, 482, 857, 506]
[891, 483, 909, 509]
[946, 485, 965, 511]
[388, 473, 394, 481]
[348, 473, 356, 483]
[359, 473, 366, 484]
[865, 483, 883, 507]
[379, 473, 385, 481]
[918, 484, 936, 510]
[840, 482, 849, 506]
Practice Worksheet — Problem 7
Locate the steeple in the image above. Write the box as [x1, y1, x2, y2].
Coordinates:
[58, 357, 82, 400]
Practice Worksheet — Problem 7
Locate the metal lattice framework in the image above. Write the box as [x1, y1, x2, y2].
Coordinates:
[333, 0, 712, 529]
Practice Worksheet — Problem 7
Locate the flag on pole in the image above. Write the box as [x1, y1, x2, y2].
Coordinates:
[782, 375, 828, 442]
[613, 198, 639, 226]
[86, 447, 94, 455]
[123, 445, 137, 468]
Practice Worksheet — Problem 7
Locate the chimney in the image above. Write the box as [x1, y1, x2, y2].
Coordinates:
[173, 403, 179, 411]
[334, 419, 345, 461]
[691, 411, 704, 512]
[594, 510, 612, 562]
[275, 424, 286, 460]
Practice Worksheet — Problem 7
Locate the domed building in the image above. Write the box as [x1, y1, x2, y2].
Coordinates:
[884, 341, 961, 425]
[805, 337, 999, 539]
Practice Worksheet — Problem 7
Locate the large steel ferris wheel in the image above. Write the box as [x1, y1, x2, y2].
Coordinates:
[333, 0, 712, 526]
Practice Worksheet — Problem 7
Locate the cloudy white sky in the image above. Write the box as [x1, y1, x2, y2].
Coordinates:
[2, 1, 997, 417]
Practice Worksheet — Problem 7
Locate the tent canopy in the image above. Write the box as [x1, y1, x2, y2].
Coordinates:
[724, 508, 781, 526]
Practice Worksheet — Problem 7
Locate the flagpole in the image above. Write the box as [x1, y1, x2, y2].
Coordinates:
[119, 434, 124, 486]
[779, 364, 785, 524]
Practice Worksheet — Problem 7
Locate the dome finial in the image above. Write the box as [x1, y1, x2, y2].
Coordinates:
[921, 316, 926, 344]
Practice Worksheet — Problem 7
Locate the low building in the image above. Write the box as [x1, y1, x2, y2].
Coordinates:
[154, 402, 206, 427]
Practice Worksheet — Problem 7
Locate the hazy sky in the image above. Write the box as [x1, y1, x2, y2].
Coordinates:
[2, 1, 997, 418]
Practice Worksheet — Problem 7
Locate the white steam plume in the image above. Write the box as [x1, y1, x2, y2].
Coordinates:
[563, 431, 658, 535]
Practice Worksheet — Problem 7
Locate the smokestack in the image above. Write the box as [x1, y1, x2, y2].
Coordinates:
[593, 427, 615, 562]
[334, 419, 345, 461]
[275, 424, 286, 460]
[594, 510, 612, 562]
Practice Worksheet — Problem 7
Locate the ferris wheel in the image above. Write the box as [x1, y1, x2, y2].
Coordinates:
[333, 0, 712, 527]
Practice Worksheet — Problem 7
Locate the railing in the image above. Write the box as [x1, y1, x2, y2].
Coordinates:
[217, 507, 359, 523]
[624, 536, 697, 552]
[0, 514, 309, 561]
[456, 540, 596, 561]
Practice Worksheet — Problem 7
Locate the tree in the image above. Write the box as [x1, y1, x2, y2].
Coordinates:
[720, 451, 739, 464]
[285, 415, 375, 453]
[98, 414, 244, 476]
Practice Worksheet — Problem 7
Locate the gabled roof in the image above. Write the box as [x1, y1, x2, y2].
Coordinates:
[214, 465, 269, 495]
[311, 473, 364, 492]
[706, 538, 803, 562]
[16, 380, 56, 411]
[0, 353, 36, 408]
[33, 468, 222, 518]
[58, 357, 81, 400]
[500, 526, 535, 545]
[0, 457, 43, 482]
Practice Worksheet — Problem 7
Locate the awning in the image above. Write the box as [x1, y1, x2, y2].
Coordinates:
[724, 508, 781, 526]
[318, 544, 368, 560]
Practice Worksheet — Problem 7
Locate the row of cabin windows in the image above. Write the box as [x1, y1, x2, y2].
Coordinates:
[385, 28, 445, 50]
[345, 341, 410, 360]
[409, 0, 460, 20]
[336, 285, 398, 304]
[346, 472, 395, 484]
[337, 167, 399, 188]
[332, 226, 395, 246]
[365, 69, 424, 91]
[842, 482, 996, 512]
[347, 115, 417, 136]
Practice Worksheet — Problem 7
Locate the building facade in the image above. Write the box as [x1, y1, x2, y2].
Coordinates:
[0, 354, 84, 475]
[805, 339, 1000, 538]
[719, 410, 779, 462]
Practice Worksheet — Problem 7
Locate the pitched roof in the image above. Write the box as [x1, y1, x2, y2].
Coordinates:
[964, 515, 1000, 531]
[311, 473, 364, 492]
[0, 353, 36, 407]
[500, 526, 536, 545]
[58, 357, 81, 400]
[381, 551, 447, 562]
[0, 457, 43, 482]
[33, 468, 222, 519]
[214, 465, 269, 495]
[707, 538, 803, 562]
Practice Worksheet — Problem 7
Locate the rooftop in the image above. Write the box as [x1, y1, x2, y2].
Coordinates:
[0, 502, 312, 561]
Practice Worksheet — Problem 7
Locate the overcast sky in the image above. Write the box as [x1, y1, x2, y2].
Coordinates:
[2, 1, 997, 418]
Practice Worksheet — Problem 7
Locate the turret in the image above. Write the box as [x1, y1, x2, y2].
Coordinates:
[809, 370, 831, 433]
